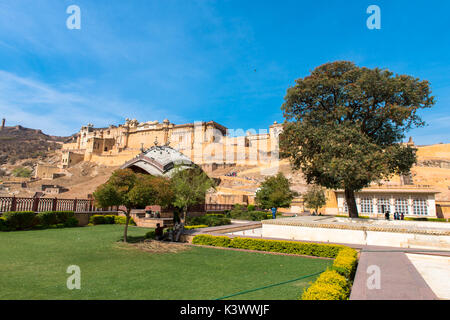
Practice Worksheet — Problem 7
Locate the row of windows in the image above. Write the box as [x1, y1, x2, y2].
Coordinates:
[344, 198, 428, 215]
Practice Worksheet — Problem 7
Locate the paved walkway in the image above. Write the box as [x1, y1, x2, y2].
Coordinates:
[350, 248, 439, 300]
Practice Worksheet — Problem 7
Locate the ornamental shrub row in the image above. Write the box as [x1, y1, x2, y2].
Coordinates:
[187, 215, 231, 227]
[192, 234, 232, 247]
[301, 247, 358, 300]
[191, 235, 344, 258]
[184, 225, 208, 230]
[37, 211, 74, 227]
[1, 211, 78, 231]
[89, 214, 136, 226]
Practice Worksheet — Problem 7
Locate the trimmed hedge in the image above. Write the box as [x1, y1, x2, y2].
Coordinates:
[1, 211, 77, 231]
[0, 217, 7, 231]
[301, 247, 358, 300]
[404, 217, 448, 222]
[2, 211, 36, 230]
[187, 215, 231, 227]
[89, 214, 136, 226]
[184, 225, 208, 230]
[191, 235, 344, 258]
[332, 247, 358, 279]
[114, 215, 136, 226]
[192, 234, 232, 247]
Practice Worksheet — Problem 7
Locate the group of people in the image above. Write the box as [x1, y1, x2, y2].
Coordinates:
[384, 211, 405, 220]
[154, 222, 184, 242]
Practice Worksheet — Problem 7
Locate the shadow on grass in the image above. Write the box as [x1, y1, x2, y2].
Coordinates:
[117, 235, 146, 243]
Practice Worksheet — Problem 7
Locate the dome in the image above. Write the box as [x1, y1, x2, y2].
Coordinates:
[120, 145, 196, 177]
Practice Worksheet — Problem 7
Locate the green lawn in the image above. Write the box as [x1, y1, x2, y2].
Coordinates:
[0, 225, 331, 300]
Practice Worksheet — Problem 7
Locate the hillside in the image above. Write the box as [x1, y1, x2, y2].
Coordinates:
[0, 125, 71, 166]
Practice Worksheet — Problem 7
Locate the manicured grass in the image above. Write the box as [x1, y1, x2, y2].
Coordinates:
[0, 225, 331, 300]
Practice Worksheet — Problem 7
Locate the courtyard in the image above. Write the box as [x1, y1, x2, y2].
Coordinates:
[0, 225, 331, 300]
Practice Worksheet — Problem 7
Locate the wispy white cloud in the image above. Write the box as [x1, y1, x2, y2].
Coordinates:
[0, 70, 180, 136]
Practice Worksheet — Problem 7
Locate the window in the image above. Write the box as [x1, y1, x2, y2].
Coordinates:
[377, 198, 390, 213]
[360, 198, 373, 214]
[395, 198, 409, 215]
[413, 199, 428, 215]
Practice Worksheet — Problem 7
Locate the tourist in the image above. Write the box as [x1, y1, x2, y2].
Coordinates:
[155, 223, 165, 240]
[385, 211, 390, 220]
[400, 212, 405, 220]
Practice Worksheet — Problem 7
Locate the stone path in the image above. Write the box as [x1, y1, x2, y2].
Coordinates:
[350, 248, 439, 300]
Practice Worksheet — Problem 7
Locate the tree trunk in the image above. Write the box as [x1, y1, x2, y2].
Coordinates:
[181, 206, 187, 225]
[344, 188, 358, 218]
[123, 209, 131, 242]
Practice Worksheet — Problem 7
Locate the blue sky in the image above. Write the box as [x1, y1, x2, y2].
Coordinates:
[0, 0, 449, 145]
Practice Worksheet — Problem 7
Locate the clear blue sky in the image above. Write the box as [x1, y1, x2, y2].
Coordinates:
[0, 0, 449, 145]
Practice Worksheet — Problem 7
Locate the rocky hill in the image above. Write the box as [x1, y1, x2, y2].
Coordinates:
[0, 125, 71, 166]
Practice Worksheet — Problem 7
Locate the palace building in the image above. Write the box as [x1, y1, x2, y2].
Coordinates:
[61, 118, 283, 171]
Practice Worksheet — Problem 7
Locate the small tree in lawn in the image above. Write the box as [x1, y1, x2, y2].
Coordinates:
[255, 173, 296, 215]
[170, 166, 215, 225]
[93, 169, 162, 242]
[303, 185, 326, 215]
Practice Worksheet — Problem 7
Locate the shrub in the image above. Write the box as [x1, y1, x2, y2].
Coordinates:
[3, 211, 36, 230]
[184, 225, 208, 230]
[332, 247, 358, 278]
[0, 217, 7, 231]
[247, 204, 255, 211]
[301, 281, 348, 300]
[228, 206, 270, 221]
[54, 211, 74, 224]
[145, 230, 156, 239]
[230, 237, 343, 258]
[192, 234, 232, 247]
[187, 215, 231, 227]
[229, 204, 246, 218]
[37, 211, 58, 226]
[37, 211, 75, 226]
[103, 215, 116, 224]
[89, 215, 106, 225]
[191, 235, 344, 258]
[314, 270, 349, 294]
[405, 217, 447, 222]
[114, 215, 136, 225]
[64, 216, 79, 228]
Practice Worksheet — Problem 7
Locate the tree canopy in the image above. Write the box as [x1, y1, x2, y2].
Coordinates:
[170, 166, 215, 224]
[280, 61, 434, 217]
[255, 173, 296, 210]
[93, 169, 173, 241]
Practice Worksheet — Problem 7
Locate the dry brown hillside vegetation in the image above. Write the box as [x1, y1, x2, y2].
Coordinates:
[0, 125, 71, 165]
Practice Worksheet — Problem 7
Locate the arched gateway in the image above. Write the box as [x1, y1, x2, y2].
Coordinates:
[120, 145, 197, 177]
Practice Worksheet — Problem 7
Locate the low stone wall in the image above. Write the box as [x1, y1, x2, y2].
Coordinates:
[261, 222, 450, 249]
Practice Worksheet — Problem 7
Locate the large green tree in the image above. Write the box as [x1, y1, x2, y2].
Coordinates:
[280, 61, 434, 217]
[255, 173, 296, 212]
[170, 166, 215, 225]
[93, 169, 173, 242]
